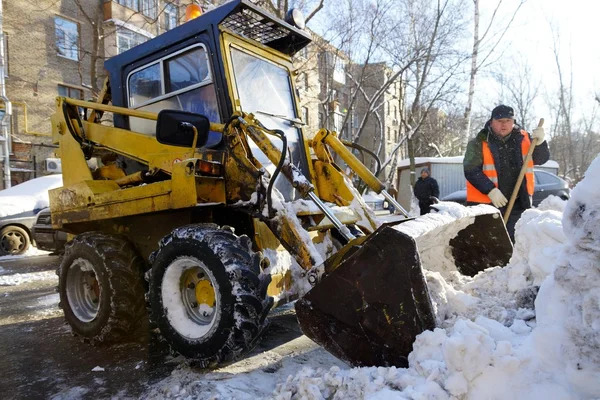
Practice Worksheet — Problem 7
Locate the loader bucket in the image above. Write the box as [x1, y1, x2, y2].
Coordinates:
[295, 226, 436, 368]
[295, 207, 512, 368]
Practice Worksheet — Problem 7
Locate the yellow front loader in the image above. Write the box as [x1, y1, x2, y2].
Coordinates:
[49, 0, 513, 368]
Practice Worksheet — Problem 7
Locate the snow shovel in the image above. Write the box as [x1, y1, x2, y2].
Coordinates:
[503, 118, 544, 222]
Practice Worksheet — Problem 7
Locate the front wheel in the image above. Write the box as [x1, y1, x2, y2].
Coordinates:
[148, 224, 273, 367]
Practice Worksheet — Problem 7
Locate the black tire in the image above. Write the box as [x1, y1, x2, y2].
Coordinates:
[148, 224, 273, 367]
[0, 225, 30, 256]
[58, 232, 147, 343]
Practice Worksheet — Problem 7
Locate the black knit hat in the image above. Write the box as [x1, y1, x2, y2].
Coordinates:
[491, 105, 515, 120]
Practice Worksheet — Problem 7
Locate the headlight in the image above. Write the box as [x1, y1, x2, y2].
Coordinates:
[285, 8, 306, 30]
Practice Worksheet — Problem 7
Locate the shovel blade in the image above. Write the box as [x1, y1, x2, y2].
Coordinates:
[295, 226, 435, 368]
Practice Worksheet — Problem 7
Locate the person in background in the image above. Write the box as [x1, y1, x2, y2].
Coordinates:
[387, 184, 398, 214]
[413, 167, 439, 215]
[463, 104, 549, 242]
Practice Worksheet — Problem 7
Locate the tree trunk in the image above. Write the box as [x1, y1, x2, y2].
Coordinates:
[464, 0, 479, 145]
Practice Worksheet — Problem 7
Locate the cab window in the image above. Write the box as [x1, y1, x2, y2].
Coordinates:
[127, 45, 220, 135]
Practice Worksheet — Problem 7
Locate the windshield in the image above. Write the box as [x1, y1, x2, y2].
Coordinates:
[230, 47, 308, 201]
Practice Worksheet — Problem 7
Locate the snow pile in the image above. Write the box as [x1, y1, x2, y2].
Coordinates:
[531, 156, 600, 398]
[0, 270, 56, 286]
[271, 155, 600, 399]
[0, 246, 51, 261]
[536, 194, 568, 213]
[0, 174, 62, 217]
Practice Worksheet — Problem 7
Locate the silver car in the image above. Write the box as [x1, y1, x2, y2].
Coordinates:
[0, 174, 63, 255]
[0, 209, 39, 256]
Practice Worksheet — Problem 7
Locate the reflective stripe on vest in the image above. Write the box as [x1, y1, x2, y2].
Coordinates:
[466, 130, 534, 203]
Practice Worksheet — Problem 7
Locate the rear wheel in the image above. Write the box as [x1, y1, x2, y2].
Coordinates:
[0, 226, 30, 256]
[58, 232, 147, 343]
[148, 224, 273, 367]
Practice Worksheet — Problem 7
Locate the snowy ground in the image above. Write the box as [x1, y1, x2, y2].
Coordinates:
[142, 155, 600, 400]
[2, 157, 599, 399]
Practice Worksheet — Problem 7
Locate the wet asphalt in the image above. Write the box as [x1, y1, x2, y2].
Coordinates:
[0, 255, 303, 399]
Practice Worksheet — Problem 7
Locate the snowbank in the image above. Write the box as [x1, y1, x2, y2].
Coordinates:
[271, 155, 600, 399]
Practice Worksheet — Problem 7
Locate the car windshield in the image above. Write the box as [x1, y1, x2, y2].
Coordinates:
[230, 47, 307, 201]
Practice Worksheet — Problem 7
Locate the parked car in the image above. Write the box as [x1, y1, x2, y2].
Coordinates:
[362, 191, 386, 211]
[441, 169, 570, 207]
[0, 175, 63, 255]
[31, 208, 68, 253]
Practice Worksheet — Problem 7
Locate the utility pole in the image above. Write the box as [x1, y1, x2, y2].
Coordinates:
[0, 0, 12, 189]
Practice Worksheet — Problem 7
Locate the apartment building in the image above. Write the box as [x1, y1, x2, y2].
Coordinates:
[0, 0, 403, 188]
[0, 0, 192, 187]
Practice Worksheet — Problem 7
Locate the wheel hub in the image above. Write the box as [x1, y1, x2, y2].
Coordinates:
[195, 280, 216, 308]
[161, 257, 219, 339]
[1, 231, 25, 254]
[67, 258, 100, 322]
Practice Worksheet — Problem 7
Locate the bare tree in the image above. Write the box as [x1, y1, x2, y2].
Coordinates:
[490, 56, 540, 130]
[546, 24, 577, 180]
[252, 0, 324, 23]
[398, 0, 469, 185]
[29, 0, 193, 98]
[463, 0, 526, 145]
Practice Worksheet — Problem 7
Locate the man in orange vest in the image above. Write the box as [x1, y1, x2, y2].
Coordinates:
[464, 105, 549, 242]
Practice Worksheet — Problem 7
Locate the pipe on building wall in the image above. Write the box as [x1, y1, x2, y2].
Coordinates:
[0, 0, 12, 188]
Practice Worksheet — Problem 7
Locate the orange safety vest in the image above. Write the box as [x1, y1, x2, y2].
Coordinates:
[466, 130, 534, 204]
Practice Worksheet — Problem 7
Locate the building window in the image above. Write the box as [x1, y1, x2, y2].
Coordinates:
[117, 0, 139, 11]
[333, 58, 345, 84]
[140, 0, 156, 18]
[58, 84, 83, 99]
[117, 28, 147, 54]
[318, 112, 323, 128]
[301, 106, 309, 125]
[387, 127, 390, 141]
[55, 17, 79, 61]
[164, 3, 178, 31]
[394, 106, 397, 120]
[127, 44, 219, 135]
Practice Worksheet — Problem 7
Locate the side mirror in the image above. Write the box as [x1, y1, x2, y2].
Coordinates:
[156, 110, 210, 148]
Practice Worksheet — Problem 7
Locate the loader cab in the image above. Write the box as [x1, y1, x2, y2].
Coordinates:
[104, 0, 312, 200]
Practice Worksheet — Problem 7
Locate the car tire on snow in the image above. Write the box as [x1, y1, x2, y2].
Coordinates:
[148, 224, 273, 368]
[0, 225, 31, 256]
[58, 232, 147, 343]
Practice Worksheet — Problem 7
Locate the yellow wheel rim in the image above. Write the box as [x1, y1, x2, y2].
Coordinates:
[195, 279, 215, 307]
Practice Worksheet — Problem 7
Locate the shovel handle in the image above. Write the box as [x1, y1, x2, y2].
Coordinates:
[503, 118, 544, 223]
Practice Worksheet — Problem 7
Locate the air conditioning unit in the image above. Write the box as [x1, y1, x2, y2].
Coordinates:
[45, 158, 62, 173]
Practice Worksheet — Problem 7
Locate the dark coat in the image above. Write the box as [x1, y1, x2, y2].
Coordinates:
[414, 176, 440, 202]
[464, 121, 550, 209]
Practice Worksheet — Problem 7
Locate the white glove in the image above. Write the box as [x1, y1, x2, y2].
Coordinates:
[532, 126, 545, 145]
[488, 188, 508, 208]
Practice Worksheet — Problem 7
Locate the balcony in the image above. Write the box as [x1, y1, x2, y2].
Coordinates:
[103, 1, 158, 34]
